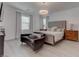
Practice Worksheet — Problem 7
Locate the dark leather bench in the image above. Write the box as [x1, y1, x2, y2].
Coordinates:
[20, 32, 46, 51]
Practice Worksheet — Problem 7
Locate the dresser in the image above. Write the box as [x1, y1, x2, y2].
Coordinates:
[64, 30, 78, 41]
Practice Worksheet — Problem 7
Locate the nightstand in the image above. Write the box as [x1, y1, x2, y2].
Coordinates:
[64, 30, 78, 41]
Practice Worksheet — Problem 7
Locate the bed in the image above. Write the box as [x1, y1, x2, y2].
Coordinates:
[38, 30, 64, 45]
[37, 20, 66, 45]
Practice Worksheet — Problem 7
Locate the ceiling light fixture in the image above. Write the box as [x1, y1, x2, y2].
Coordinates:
[39, 10, 48, 16]
[39, 2, 48, 16]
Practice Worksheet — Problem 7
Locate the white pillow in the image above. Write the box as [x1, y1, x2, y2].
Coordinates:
[56, 28, 64, 32]
[56, 28, 61, 32]
[47, 28, 51, 31]
[50, 26, 58, 31]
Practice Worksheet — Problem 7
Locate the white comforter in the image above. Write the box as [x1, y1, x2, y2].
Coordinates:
[37, 31, 64, 44]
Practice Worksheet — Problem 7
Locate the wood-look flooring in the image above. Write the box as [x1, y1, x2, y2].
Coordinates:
[4, 39, 79, 57]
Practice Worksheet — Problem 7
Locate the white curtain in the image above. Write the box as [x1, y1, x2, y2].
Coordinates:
[39, 15, 49, 29]
[39, 15, 43, 29]
[30, 15, 33, 32]
[46, 16, 49, 29]
[16, 12, 21, 39]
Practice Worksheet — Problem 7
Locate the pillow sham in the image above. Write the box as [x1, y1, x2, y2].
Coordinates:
[56, 28, 64, 32]
[50, 26, 58, 31]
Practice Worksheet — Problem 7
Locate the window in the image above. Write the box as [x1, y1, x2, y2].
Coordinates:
[21, 15, 30, 30]
[43, 17, 47, 29]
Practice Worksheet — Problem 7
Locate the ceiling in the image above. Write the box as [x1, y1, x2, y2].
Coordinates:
[5, 2, 79, 15]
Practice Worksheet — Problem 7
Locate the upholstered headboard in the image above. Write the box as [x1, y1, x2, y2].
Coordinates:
[48, 20, 66, 29]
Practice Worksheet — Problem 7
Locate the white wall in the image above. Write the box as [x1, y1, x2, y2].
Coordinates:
[3, 4, 16, 40]
[49, 7, 79, 30]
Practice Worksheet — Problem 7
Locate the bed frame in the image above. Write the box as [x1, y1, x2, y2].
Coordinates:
[45, 20, 67, 46]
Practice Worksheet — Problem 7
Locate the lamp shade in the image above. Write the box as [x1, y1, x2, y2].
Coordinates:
[39, 10, 48, 16]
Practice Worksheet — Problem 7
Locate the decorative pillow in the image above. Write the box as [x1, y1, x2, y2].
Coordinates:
[56, 28, 64, 32]
[47, 28, 51, 31]
[50, 26, 58, 31]
[56, 28, 61, 32]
